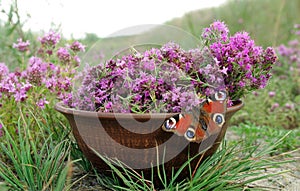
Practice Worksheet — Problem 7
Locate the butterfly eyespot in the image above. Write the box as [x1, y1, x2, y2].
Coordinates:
[185, 127, 195, 140]
[214, 91, 227, 101]
[212, 113, 225, 125]
[164, 117, 176, 129]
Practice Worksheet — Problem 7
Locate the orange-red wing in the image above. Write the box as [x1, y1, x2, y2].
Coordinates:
[202, 100, 226, 114]
[206, 116, 221, 135]
[175, 114, 192, 136]
[162, 91, 228, 143]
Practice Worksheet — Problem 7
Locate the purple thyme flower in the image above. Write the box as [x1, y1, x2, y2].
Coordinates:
[238, 81, 246, 87]
[68, 41, 86, 52]
[0, 63, 9, 80]
[62, 92, 73, 107]
[13, 38, 30, 52]
[202, 20, 229, 42]
[206, 25, 277, 100]
[14, 89, 27, 102]
[74, 55, 81, 65]
[28, 57, 48, 73]
[270, 103, 279, 112]
[263, 47, 277, 64]
[277, 45, 293, 57]
[12, 82, 32, 102]
[26, 56, 47, 85]
[288, 39, 299, 47]
[39, 30, 61, 46]
[268, 91, 276, 98]
[43, 76, 57, 90]
[285, 103, 295, 110]
[36, 98, 49, 109]
[294, 24, 300, 36]
[57, 47, 71, 63]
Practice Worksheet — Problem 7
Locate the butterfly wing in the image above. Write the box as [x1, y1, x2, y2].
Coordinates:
[162, 113, 192, 136]
[162, 91, 228, 143]
[202, 91, 227, 136]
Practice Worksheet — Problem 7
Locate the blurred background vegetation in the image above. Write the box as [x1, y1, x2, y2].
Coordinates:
[167, 0, 300, 47]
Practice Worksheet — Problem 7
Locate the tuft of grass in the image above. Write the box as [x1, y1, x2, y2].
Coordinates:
[95, 154, 156, 190]
[0, 110, 75, 191]
[183, 133, 292, 191]
[89, 132, 293, 190]
[0, 182, 9, 191]
[70, 141, 93, 173]
[230, 122, 300, 154]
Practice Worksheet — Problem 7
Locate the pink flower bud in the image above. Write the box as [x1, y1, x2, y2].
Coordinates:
[268, 91, 276, 98]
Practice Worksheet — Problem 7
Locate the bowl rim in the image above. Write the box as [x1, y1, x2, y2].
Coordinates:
[54, 100, 244, 119]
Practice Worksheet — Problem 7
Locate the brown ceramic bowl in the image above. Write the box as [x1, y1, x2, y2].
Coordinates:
[55, 101, 243, 187]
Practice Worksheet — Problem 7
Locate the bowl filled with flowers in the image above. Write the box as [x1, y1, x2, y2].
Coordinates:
[55, 21, 277, 186]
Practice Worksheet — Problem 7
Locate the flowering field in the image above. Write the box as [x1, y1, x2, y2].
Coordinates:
[0, 0, 299, 190]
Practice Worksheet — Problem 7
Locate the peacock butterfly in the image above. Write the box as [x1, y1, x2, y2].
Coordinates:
[161, 91, 228, 143]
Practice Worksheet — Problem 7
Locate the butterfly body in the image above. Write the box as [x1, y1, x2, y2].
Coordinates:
[162, 91, 228, 143]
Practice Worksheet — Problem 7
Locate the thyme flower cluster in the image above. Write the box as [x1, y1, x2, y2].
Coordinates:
[202, 21, 277, 100]
[67, 43, 206, 113]
[67, 21, 277, 113]
[0, 31, 85, 109]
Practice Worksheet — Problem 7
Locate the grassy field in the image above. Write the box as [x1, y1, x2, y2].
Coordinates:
[167, 0, 300, 47]
[0, 0, 299, 190]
